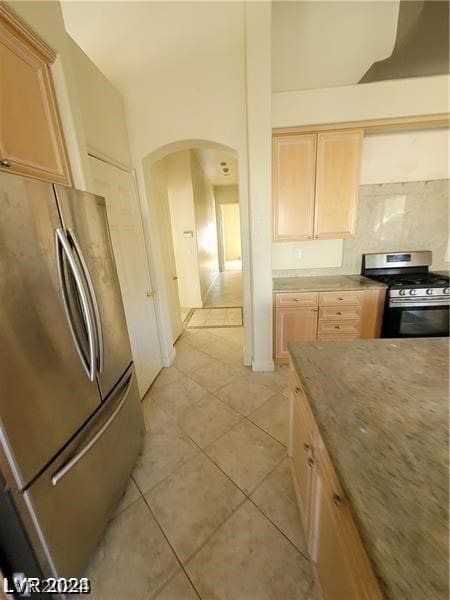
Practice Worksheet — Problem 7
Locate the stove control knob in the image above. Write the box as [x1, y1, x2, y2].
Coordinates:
[426, 288, 433, 295]
[409, 289, 417, 296]
[399, 289, 406, 296]
[444, 288, 449, 295]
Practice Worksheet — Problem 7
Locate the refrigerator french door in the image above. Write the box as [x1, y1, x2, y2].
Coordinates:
[54, 185, 133, 399]
[0, 173, 144, 580]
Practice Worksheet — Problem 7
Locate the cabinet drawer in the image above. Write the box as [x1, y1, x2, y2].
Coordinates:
[318, 320, 360, 336]
[319, 306, 361, 321]
[317, 333, 360, 341]
[276, 292, 319, 308]
[319, 291, 364, 307]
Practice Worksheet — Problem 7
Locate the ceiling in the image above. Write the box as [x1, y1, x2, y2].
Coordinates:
[61, 1, 242, 93]
[272, 1, 401, 92]
[62, 1, 402, 97]
[194, 148, 238, 187]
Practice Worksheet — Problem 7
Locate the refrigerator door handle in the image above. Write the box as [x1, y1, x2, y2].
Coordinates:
[67, 228, 104, 374]
[51, 372, 134, 487]
[55, 228, 96, 382]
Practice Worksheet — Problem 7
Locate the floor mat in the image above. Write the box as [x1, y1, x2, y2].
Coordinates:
[186, 307, 243, 328]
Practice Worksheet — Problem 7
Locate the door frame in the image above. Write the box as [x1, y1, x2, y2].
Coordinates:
[87, 152, 164, 393]
[139, 139, 253, 368]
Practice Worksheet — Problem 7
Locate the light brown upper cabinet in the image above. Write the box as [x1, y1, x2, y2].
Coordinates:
[0, 5, 71, 185]
[272, 129, 363, 241]
[272, 134, 316, 240]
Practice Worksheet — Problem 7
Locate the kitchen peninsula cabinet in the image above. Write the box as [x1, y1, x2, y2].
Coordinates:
[272, 129, 362, 241]
[0, 5, 70, 185]
[289, 372, 382, 600]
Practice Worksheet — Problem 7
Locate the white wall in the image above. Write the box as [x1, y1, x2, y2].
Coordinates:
[272, 75, 450, 128]
[272, 1, 399, 92]
[165, 151, 203, 308]
[66, 36, 132, 168]
[214, 185, 239, 206]
[190, 152, 219, 301]
[245, 1, 273, 371]
[361, 129, 449, 184]
[214, 185, 240, 271]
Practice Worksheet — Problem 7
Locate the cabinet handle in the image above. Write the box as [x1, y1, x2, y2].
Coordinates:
[313, 308, 319, 312]
[334, 325, 342, 329]
[337, 297, 344, 301]
[307, 458, 314, 467]
[303, 443, 310, 453]
[307, 235, 313, 239]
[333, 493, 344, 506]
[293, 298, 300, 302]
[336, 311, 343, 315]
[295, 386, 300, 394]
[0, 159, 11, 168]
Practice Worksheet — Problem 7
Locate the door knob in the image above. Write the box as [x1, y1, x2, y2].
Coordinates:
[146, 290, 155, 298]
[172, 276, 178, 281]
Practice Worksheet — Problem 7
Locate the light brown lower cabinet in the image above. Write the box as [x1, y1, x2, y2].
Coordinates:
[274, 288, 385, 361]
[289, 370, 382, 600]
[275, 307, 318, 359]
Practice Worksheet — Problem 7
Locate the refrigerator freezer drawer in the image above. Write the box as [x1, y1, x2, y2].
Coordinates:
[23, 366, 144, 578]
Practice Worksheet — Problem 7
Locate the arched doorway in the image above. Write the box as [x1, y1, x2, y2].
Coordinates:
[140, 139, 252, 369]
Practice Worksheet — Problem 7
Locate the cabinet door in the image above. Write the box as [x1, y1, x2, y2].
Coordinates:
[314, 130, 362, 239]
[309, 438, 382, 600]
[275, 307, 318, 358]
[273, 134, 316, 241]
[289, 386, 315, 533]
[0, 8, 70, 184]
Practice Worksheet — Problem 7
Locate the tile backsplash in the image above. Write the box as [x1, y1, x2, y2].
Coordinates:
[273, 179, 449, 277]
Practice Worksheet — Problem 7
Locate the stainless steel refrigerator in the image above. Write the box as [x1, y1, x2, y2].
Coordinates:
[0, 172, 145, 580]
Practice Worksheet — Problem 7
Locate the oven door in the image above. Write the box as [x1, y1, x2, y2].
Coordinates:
[382, 304, 449, 338]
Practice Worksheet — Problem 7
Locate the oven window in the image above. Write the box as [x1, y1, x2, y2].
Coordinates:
[399, 308, 449, 337]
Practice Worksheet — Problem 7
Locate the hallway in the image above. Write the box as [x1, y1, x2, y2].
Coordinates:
[204, 271, 242, 308]
[82, 327, 317, 599]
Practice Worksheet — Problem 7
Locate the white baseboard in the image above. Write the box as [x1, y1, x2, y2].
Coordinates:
[251, 359, 275, 372]
[162, 347, 176, 367]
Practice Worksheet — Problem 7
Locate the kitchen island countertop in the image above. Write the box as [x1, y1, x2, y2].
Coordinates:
[288, 337, 449, 600]
[273, 274, 387, 292]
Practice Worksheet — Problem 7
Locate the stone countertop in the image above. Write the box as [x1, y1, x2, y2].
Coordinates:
[288, 338, 449, 600]
[273, 275, 387, 293]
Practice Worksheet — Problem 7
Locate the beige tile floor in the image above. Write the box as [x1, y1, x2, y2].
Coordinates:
[83, 327, 318, 600]
[203, 271, 242, 308]
[187, 308, 242, 328]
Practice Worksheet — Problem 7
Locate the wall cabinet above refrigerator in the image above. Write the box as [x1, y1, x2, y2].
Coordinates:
[0, 5, 71, 186]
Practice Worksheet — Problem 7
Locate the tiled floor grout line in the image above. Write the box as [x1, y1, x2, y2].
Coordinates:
[137, 487, 204, 600]
[139, 408, 311, 569]
[134, 405, 305, 573]
[135, 327, 310, 593]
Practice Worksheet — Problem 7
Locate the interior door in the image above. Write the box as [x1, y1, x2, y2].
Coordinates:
[0, 174, 100, 490]
[54, 185, 132, 400]
[88, 157, 162, 396]
[150, 161, 183, 342]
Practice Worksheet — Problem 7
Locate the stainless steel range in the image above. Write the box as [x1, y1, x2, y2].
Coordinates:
[362, 251, 449, 338]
